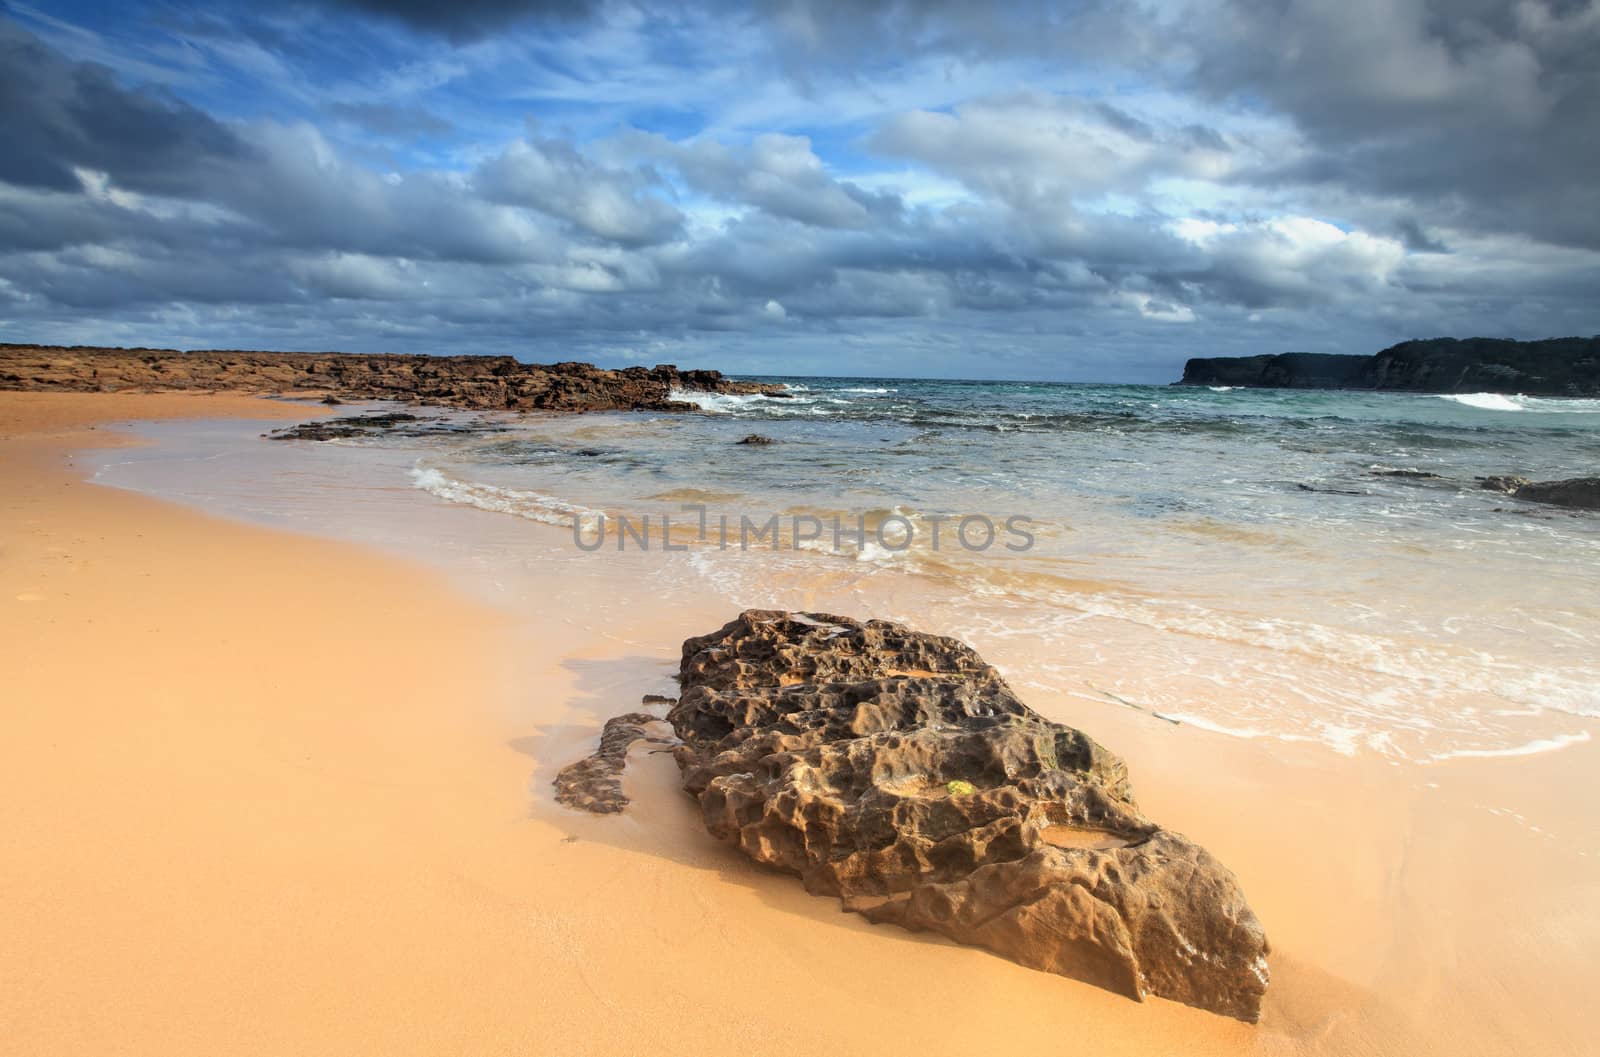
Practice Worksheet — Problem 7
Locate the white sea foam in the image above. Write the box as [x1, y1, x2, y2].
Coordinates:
[1151, 713, 1270, 738]
[678, 537, 1600, 761]
[410, 465, 599, 526]
[1438, 392, 1600, 413]
[422, 387, 1600, 762]
[1423, 730, 1591, 763]
[1439, 393, 1526, 411]
[667, 388, 798, 413]
[853, 540, 909, 564]
[1207, 386, 1237, 393]
[1519, 396, 1600, 412]
[793, 535, 913, 566]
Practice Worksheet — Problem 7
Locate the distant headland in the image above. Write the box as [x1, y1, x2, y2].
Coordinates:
[1178, 336, 1600, 396]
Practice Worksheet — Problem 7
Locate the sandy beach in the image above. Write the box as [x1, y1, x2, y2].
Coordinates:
[6, 0, 1598, 1049]
[3, 391, 1597, 1057]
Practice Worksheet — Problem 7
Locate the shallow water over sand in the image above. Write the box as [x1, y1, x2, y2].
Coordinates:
[60, 391, 1600, 1057]
[90, 379, 1600, 764]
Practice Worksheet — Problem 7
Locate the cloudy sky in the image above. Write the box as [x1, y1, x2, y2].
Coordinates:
[2, 0, 1596, 380]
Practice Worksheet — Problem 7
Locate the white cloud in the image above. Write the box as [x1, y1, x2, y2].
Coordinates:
[873, 93, 1237, 210]
[614, 130, 899, 230]
[1173, 215, 1407, 300]
[474, 136, 682, 245]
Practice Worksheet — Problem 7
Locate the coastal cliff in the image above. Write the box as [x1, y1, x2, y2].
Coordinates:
[0, 343, 780, 412]
[1180, 336, 1600, 395]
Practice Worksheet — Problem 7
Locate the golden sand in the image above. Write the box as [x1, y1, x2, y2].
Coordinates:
[2, 391, 1595, 1055]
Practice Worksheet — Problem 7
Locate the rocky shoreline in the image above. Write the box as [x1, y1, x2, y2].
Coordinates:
[559, 610, 1270, 1021]
[0, 343, 782, 413]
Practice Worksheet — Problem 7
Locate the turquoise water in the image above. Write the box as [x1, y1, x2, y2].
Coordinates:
[417, 379, 1600, 536]
[96, 378, 1600, 763]
[408, 378, 1600, 759]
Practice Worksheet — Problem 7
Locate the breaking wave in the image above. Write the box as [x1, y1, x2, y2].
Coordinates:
[410, 465, 599, 526]
[1438, 393, 1600, 413]
[666, 388, 800, 413]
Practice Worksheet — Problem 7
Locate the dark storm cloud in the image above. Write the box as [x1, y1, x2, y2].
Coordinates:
[1394, 219, 1449, 255]
[0, 20, 248, 195]
[315, 0, 1146, 57]
[753, 0, 1600, 251]
[316, 0, 599, 39]
[1187, 0, 1600, 249]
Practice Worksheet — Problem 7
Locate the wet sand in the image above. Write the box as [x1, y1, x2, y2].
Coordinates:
[3, 391, 1596, 1055]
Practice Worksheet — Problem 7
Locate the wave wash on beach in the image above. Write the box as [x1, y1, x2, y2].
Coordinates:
[97, 377, 1600, 765]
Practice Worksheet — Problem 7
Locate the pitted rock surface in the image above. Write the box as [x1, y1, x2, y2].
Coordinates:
[662, 610, 1270, 1021]
[552, 712, 674, 815]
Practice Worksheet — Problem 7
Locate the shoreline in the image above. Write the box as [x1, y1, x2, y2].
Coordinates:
[5, 391, 1598, 1055]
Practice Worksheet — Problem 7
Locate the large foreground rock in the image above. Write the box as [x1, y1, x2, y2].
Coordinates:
[563, 610, 1270, 1020]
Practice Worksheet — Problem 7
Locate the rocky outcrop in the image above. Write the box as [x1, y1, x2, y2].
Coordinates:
[1480, 476, 1600, 510]
[1180, 336, 1600, 396]
[561, 611, 1270, 1021]
[270, 411, 424, 440]
[1515, 478, 1600, 510]
[0, 343, 781, 412]
[1370, 468, 1443, 480]
[553, 712, 675, 814]
[1478, 475, 1532, 494]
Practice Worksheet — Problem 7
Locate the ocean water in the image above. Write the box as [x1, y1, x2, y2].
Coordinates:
[94, 379, 1600, 764]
